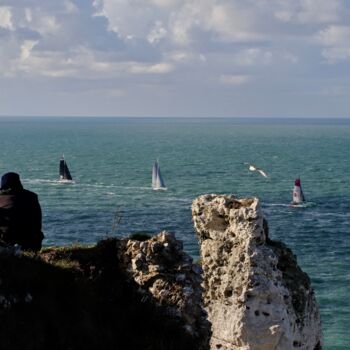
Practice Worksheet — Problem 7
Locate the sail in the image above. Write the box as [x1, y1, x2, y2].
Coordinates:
[152, 160, 166, 190]
[156, 165, 166, 188]
[292, 178, 305, 204]
[152, 161, 159, 189]
[59, 157, 73, 181]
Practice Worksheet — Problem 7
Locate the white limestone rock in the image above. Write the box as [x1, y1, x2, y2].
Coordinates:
[117, 231, 210, 348]
[192, 194, 322, 350]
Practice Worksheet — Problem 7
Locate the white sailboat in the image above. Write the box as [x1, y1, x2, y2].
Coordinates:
[291, 178, 305, 206]
[152, 159, 167, 190]
[59, 155, 73, 182]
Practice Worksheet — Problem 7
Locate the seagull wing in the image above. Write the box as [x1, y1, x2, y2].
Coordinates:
[248, 164, 268, 178]
[257, 169, 268, 178]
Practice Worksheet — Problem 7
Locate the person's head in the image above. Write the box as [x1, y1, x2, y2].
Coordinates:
[0, 172, 23, 191]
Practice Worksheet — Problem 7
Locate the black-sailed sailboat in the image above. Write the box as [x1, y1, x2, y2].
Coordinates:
[59, 155, 73, 182]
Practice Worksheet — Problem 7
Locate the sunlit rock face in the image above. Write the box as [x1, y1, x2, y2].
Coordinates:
[192, 194, 322, 350]
[117, 231, 211, 349]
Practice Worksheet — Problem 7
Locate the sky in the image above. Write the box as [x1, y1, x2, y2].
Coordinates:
[0, 0, 350, 118]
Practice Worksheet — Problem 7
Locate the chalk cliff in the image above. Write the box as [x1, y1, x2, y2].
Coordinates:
[192, 194, 322, 350]
[0, 194, 322, 350]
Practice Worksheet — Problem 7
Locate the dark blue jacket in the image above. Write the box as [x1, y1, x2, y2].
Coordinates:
[0, 188, 44, 251]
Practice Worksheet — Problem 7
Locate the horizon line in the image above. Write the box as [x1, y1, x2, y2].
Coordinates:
[0, 115, 350, 119]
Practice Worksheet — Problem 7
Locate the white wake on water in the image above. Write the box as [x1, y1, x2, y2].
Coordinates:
[23, 179, 74, 185]
[264, 202, 317, 208]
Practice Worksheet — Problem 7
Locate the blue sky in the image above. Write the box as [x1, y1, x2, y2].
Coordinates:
[0, 0, 350, 117]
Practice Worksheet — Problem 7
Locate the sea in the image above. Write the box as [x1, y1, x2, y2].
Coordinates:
[0, 117, 349, 349]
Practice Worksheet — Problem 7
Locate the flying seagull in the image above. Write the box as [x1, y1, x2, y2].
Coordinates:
[248, 164, 268, 178]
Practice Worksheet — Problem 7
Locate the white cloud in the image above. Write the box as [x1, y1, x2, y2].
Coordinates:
[25, 8, 32, 22]
[274, 0, 343, 24]
[232, 48, 273, 66]
[90, 0, 347, 54]
[204, 3, 266, 43]
[93, 0, 269, 45]
[64, 0, 79, 14]
[220, 74, 251, 86]
[129, 62, 174, 74]
[93, 0, 161, 40]
[316, 25, 350, 63]
[169, 4, 198, 45]
[12, 49, 76, 77]
[167, 1, 269, 45]
[298, 0, 342, 24]
[317, 25, 350, 46]
[0, 6, 14, 30]
[167, 50, 204, 64]
[6, 44, 113, 79]
[321, 47, 350, 64]
[147, 21, 167, 44]
[1, 0, 350, 117]
[150, 0, 183, 9]
[14, 8, 61, 36]
[35, 15, 60, 35]
[20, 40, 38, 61]
[168, 51, 191, 63]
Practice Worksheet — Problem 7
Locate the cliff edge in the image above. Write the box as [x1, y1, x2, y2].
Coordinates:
[0, 193, 322, 350]
[0, 238, 204, 350]
[192, 194, 322, 350]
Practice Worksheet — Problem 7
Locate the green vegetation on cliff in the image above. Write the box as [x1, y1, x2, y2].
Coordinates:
[0, 239, 198, 350]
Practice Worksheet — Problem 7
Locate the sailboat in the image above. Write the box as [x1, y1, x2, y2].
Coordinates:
[152, 159, 167, 190]
[291, 178, 305, 206]
[59, 155, 73, 182]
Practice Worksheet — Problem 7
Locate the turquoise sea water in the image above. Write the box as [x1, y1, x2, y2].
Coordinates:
[0, 117, 349, 349]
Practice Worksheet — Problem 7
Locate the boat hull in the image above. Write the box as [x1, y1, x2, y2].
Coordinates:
[152, 187, 167, 191]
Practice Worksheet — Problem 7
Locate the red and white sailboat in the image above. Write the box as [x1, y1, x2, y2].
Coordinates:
[291, 178, 306, 206]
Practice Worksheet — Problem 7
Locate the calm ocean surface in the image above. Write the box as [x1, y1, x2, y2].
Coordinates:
[0, 117, 349, 348]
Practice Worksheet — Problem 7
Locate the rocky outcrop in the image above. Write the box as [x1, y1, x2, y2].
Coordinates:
[0, 239, 204, 350]
[0, 193, 323, 350]
[192, 194, 322, 350]
[117, 231, 210, 349]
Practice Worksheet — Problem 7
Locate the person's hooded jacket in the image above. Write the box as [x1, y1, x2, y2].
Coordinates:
[0, 172, 44, 251]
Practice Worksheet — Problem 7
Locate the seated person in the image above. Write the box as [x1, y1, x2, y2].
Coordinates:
[0, 172, 44, 252]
